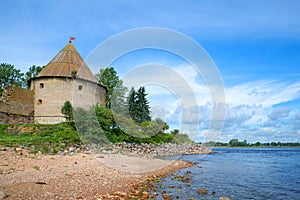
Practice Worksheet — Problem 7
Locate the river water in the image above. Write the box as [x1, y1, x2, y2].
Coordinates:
[154, 148, 300, 200]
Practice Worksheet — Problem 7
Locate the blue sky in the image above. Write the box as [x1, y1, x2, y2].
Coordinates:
[1, 0, 300, 143]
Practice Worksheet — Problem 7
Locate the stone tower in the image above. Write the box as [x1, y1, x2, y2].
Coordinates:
[30, 41, 106, 124]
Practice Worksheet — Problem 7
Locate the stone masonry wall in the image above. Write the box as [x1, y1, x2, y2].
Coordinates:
[32, 77, 73, 124]
[73, 79, 106, 109]
[0, 85, 34, 124]
[32, 77, 106, 124]
[0, 112, 34, 124]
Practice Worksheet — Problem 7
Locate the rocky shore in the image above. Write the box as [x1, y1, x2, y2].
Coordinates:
[0, 142, 215, 199]
[97, 142, 214, 158]
[1, 142, 214, 158]
[0, 147, 193, 199]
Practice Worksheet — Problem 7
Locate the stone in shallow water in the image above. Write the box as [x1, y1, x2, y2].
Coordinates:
[219, 197, 230, 200]
[196, 188, 207, 195]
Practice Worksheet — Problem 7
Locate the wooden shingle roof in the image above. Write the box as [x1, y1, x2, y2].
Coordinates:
[36, 42, 98, 83]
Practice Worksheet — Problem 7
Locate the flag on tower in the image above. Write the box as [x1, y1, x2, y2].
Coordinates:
[69, 36, 76, 43]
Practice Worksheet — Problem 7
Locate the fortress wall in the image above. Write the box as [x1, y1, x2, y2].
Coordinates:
[32, 77, 106, 124]
[33, 77, 73, 124]
[73, 79, 106, 109]
[0, 112, 34, 124]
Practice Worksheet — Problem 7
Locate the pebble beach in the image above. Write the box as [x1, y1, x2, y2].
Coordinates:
[0, 143, 209, 199]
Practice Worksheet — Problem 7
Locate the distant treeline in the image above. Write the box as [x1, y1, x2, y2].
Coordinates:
[204, 139, 300, 147]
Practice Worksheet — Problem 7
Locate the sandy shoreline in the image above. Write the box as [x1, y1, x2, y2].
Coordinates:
[0, 149, 192, 199]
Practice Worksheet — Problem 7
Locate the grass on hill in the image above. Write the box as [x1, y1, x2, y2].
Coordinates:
[0, 122, 193, 154]
[0, 123, 80, 153]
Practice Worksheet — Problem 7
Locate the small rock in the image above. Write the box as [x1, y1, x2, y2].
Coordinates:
[162, 193, 170, 199]
[0, 190, 9, 199]
[196, 188, 207, 195]
[16, 147, 22, 151]
[219, 197, 230, 200]
[35, 181, 47, 185]
[69, 147, 75, 153]
[60, 152, 67, 156]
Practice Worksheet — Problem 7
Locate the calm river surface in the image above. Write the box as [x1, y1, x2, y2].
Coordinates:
[155, 148, 300, 200]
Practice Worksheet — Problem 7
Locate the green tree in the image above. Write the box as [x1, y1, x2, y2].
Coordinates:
[135, 87, 151, 123]
[127, 86, 151, 124]
[71, 70, 77, 79]
[0, 63, 25, 91]
[24, 65, 44, 88]
[172, 129, 179, 136]
[255, 141, 261, 147]
[141, 121, 165, 138]
[74, 106, 109, 144]
[25, 65, 43, 79]
[271, 142, 277, 146]
[95, 67, 127, 109]
[61, 101, 74, 122]
[110, 80, 127, 113]
[127, 87, 137, 121]
[95, 104, 115, 132]
[240, 139, 248, 146]
[229, 138, 239, 147]
[153, 118, 169, 132]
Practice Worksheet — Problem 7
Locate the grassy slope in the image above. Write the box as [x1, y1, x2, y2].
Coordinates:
[0, 123, 193, 154]
[0, 123, 80, 153]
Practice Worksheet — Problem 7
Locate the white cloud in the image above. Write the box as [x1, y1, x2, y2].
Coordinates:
[145, 69, 300, 142]
[134, 60, 300, 143]
[221, 80, 300, 142]
[226, 80, 300, 107]
[294, 112, 300, 129]
[268, 107, 291, 120]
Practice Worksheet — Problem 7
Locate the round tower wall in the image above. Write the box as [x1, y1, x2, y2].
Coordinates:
[32, 77, 105, 124]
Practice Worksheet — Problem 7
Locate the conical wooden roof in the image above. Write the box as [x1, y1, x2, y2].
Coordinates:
[37, 42, 97, 83]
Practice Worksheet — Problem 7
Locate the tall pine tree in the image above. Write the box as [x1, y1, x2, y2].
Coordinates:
[127, 87, 137, 121]
[127, 86, 151, 124]
[136, 87, 151, 123]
